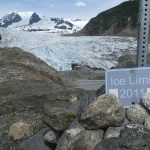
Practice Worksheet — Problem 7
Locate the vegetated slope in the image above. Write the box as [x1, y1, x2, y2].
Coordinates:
[77, 0, 139, 37]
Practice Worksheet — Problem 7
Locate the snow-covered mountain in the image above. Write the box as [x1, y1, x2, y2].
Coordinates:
[0, 11, 88, 34]
[0, 12, 138, 71]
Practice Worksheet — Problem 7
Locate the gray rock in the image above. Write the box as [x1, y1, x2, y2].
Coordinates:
[56, 120, 84, 150]
[8, 121, 33, 140]
[20, 128, 55, 150]
[120, 117, 129, 127]
[44, 129, 60, 144]
[141, 93, 150, 112]
[77, 92, 96, 118]
[69, 119, 85, 129]
[43, 103, 76, 132]
[120, 123, 150, 138]
[56, 128, 104, 150]
[144, 117, 150, 130]
[69, 130, 104, 150]
[127, 104, 149, 124]
[94, 137, 150, 150]
[80, 94, 125, 129]
[104, 127, 124, 139]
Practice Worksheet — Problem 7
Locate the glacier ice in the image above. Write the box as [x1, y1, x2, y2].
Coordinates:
[0, 28, 137, 71]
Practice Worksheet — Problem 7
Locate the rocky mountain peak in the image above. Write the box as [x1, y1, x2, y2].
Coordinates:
[51, 18, 73, 30]
[29, 12, 41, 24]
[0, 12, 87, 33]
[0, 12, 22, 28]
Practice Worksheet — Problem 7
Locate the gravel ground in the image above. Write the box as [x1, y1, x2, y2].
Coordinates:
[0, 110, 45, 150]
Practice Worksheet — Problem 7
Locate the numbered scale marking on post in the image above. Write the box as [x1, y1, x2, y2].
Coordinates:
[137, 0, 150, 67]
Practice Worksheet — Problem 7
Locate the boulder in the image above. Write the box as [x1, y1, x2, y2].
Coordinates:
[104, 127, 124, 139]
[20, 128, 55, 150]
[120, 123, 150, 138]
[80, 94, 125, 129]
[127, 104, 149, 124]
[94, 137, 150, 150]
[56, 120, 84, 150]
[68, 130, 104, 150]
[144, 116, 150, 130]
[8, 121, 33, 140]
[77, 92, 96, 117]
[43, 103, 76, 131]
[141, 93, 150, 112]
[95, 123, 150, 150]
[56, 121, 104, 150]
[44, 129, 60, 144]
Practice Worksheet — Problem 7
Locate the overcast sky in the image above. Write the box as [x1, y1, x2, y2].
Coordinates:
[0, 0, 127, 19]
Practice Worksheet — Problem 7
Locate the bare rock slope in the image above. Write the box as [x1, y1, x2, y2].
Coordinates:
[0, 47, 91, 149]
[0, 47, 64, 113]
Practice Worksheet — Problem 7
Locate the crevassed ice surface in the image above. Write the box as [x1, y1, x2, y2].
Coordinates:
[0, 28, 137, 71]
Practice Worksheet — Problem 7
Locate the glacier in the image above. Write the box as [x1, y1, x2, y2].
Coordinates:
[0, 28, 137, 71]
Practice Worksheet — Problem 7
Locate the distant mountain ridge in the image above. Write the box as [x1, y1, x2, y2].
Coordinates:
[0, 12, 22, 28]
[76, 0, 139, 37]
[0, 11, 88, 34]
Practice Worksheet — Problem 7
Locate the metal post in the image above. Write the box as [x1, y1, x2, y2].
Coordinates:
[137, 0, 150, 67]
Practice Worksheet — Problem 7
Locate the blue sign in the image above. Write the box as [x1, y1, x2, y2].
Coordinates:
[106, 67, 150, 108]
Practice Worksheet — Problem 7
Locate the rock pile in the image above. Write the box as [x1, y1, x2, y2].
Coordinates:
[34, 92, 150, 150]
[9, 92, 150, 150]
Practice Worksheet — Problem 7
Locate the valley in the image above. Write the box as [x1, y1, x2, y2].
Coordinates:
[1, 1, 150, 149]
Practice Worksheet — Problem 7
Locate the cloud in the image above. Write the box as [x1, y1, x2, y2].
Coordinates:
[75, 1, 87, 7]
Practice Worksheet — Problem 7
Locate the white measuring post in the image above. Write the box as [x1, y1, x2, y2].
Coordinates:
[137, 0, 150, 67]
